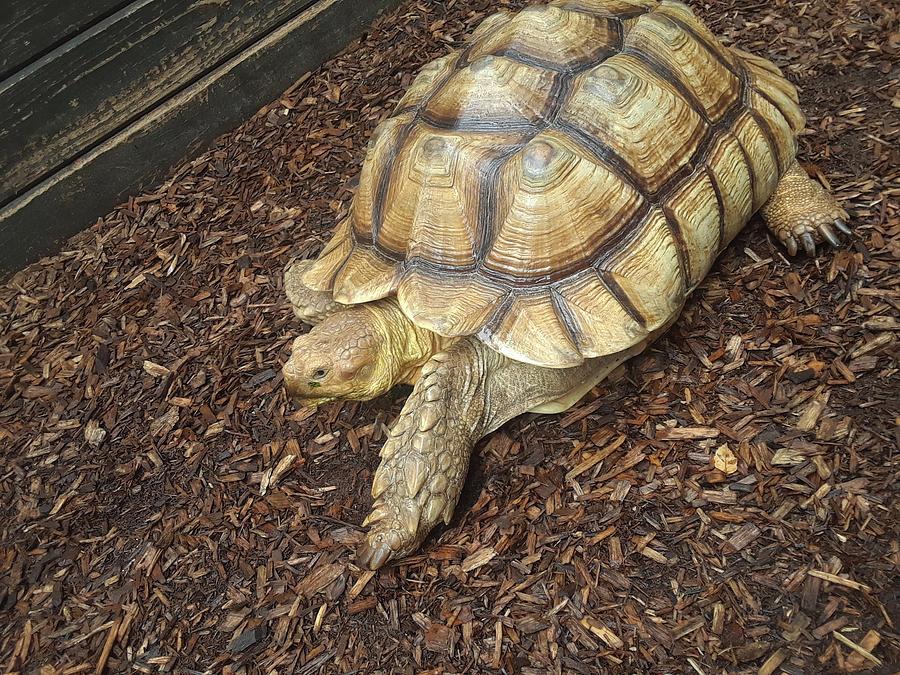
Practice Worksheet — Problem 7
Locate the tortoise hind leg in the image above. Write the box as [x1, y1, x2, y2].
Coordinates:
[761, 160, 850, 256]
[284, 259, 345, 325]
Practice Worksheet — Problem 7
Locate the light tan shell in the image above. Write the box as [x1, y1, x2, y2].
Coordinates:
[304, 0, 804, 367]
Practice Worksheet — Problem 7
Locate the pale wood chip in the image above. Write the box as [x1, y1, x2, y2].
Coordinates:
[724, 523, 761, 552]
[142, 360, 171, 377]
[580, 617, 624, 649]
[757, 648, 787, 675]
[808, 569, 872, 592]
[461, 547, 496, 573]
[656, 426, 719, 440]
[713, 443, 738, 474]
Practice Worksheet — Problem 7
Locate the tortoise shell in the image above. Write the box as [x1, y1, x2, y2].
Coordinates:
[303, 0, 804, 367]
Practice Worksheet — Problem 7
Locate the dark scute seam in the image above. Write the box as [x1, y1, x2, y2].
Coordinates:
[556, 3, 653, 22]
[491, 47, 615, 75]
[542, 72, 573, 124]
[704, 164, 727, 252]
[475, 149, 520, 263]
[622, 45, 713, 125]
[748, 107, 785, 176]
[478, 291, 515, 336]
[549, 287, 583, 349]
[350, 229, 405, 262]
[731, 129, 759, 209]
[554, 119, 646, 196]
[597, 269, 647, 328]
[753, 84, 801, 134]
[660, 204, 690, 294]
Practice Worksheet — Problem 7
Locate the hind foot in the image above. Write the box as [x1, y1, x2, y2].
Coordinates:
[761, 160, 850, 256]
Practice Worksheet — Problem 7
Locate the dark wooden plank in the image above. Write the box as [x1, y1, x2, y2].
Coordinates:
[0, 0, 321, 205]
[0, 0, 129, 79]
[0, 0, 404, 277]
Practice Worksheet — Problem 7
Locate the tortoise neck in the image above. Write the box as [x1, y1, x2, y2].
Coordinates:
[364, 298, 457, 386]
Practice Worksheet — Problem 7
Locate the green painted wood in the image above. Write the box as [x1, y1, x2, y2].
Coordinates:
[0, 0, 404, 277]
[0, 0, 129, 79]
[0, 0, 320, 205]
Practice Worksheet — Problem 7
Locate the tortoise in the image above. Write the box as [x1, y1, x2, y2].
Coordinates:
[282, 0, 849, 569]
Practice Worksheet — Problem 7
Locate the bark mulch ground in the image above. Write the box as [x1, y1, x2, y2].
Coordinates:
[1, 0, 898, 672]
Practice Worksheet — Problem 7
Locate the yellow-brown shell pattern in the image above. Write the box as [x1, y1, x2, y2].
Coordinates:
[304, 0, 805, 367]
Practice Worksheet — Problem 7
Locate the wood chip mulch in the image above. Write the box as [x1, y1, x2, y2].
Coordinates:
[1, 0, 898, 672]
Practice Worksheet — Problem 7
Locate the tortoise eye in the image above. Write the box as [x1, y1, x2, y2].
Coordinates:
[312, 368, 328, 380]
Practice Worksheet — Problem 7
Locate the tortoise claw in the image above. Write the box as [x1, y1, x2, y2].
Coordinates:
[819, 223, 841, 248]
[785, 235, 798, 257]
[800, 232, 817, 257]
[357, 538, 393, 570]
[834, 218, 851, 235]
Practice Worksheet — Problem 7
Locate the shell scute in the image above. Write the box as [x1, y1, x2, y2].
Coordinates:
[484, 130, 645, 281]
[423, 56, 556, 131]
[466, 5, 619, 72]
[559, 56, 707, 195]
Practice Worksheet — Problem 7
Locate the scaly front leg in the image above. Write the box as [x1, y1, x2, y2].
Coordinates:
[761, 160, 850, 256]
[356, 337, 630, 569]
[356, 341, 487, 569]
[284, 259, 345, 325]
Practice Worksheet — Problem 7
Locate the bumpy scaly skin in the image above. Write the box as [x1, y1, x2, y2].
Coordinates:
[285, 259, 345, 325]
[761, 160, 851, 256]
[356, 336, 649, 569]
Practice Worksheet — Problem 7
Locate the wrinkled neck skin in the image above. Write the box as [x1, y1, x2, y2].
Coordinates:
[367, 298, 456, 387]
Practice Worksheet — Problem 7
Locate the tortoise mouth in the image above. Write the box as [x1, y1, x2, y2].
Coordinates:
[283, 382, 336, 407]
[282, 364, 336, 406]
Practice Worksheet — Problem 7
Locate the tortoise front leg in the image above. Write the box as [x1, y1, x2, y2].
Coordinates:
[284, 259, 345, 325]
[356, 337, 638, 569]
[761, 160, 850, 256]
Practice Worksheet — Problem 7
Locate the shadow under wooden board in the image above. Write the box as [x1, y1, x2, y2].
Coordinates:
[0, 0, 403, 278]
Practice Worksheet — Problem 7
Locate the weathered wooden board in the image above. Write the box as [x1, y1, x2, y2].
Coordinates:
[0, 0, 128, 79]
[0, 0, 321, 205]
[0, 0, 404, 276]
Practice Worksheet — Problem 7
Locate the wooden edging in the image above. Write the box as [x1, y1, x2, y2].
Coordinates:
[0, 0, 402, 278]
[0, 0, 322, 204]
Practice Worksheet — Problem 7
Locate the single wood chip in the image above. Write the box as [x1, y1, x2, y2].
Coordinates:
[757, 648, 787, 675]
[84, 420, 106, 448]
[711, 602, 724, 635]
[714, 443, 738, 474]
[565, 436, 626, 481]
[142, 360, 171, 377]
[347, 571, 375, 601]
[580, 617, 624, 649]
[640, 547, 669, 564]
[461, 547, 496, 573]
[260, 453, 297, 495]
[797, 392, 829, 431]
[724, 523, 761, 552]
[656, 426, 719, 440]
[808, 570, 872, 592]
[94, 617, 121, 674]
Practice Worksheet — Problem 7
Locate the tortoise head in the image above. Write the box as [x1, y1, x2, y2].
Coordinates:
[283, 307, 394, 404]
